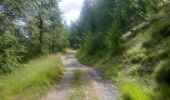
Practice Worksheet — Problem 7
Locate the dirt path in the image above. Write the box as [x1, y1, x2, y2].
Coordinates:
[42, 51, 119, 100]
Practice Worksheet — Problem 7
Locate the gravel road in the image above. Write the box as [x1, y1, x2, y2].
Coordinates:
[42, 51, 119, 100]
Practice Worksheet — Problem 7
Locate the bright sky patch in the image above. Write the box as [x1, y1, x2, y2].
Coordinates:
[59, 0, 84, 25]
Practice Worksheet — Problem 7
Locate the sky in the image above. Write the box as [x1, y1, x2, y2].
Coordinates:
[59, 0, 84, 25]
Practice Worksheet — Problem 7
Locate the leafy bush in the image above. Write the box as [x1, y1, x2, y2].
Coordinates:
[156, 84, 170, 99]
[105, 24, 122, 55]
[0, 34, 25, 73]
[81, 33, 105, 55]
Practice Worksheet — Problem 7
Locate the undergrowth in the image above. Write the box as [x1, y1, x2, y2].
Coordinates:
[0, 54, 63, 100]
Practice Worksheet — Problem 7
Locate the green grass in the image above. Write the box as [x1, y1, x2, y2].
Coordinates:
[0, 54, 64, 100]
[120, 83, 152, 100]
[70, 69, 85, 100]
[69, 69, 98, 100]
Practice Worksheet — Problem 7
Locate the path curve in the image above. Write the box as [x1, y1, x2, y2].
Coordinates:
[42, 51, 119, 100]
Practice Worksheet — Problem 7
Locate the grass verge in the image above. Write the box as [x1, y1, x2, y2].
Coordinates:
[120, 83, 152, 100]
[0, 54, 64, 100]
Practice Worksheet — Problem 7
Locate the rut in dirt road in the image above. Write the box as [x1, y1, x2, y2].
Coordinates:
[42, 51, 119, 100]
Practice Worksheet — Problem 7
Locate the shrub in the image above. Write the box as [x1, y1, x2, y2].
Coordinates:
[0, 33, 25, 73]
[156, 84, 170, 100]
[155, 61, 170, 84]
[105, 24, 122, 55]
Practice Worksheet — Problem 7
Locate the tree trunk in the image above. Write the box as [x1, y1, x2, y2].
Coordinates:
[52, 40, 55, 53]
[39, 13, 43, 54]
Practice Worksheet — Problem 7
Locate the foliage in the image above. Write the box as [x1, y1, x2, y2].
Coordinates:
[105, 24, 122, 55]
[0, 0, 68, 73]
[75, 1, 170, 99]
[156, 84, 170, 100]
[69, 0, 169, 50]
[155, 61, 170, 84]
[0, 34, 25, 73]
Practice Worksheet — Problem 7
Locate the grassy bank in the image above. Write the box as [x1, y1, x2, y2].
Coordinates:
[77, 6, 170, 100]
[0, 54, 64, 100]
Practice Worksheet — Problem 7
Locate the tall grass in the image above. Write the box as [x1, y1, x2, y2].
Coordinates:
[120, 83, 152, 100]
[0, 54, 63, 100]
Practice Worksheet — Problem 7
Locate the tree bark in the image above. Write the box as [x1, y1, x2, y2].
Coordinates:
[39, 13, 43, 54]
[52, 40, 55, 53]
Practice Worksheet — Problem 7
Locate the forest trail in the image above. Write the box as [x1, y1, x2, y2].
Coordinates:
[42, 50, 119, 100]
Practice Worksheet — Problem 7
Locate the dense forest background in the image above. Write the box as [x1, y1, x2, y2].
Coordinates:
[0, 0, 68, 73]
[69, 0, 170, 99]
